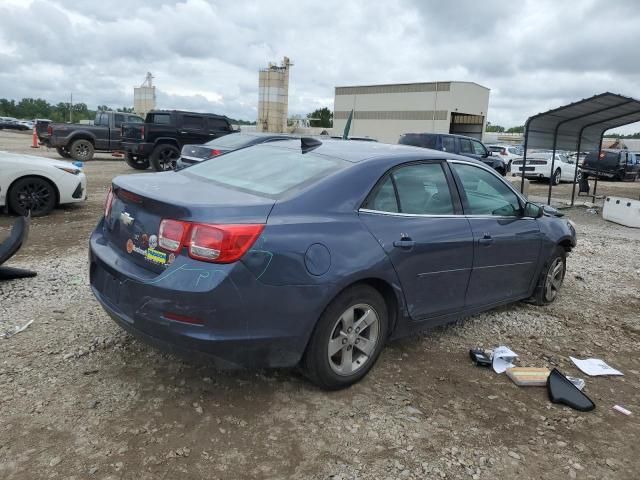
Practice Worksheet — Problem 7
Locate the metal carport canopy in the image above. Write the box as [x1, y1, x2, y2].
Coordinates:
[521, 92, 640, 204]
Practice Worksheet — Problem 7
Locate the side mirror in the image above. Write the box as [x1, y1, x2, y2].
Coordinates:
[523, 202, 544, 218]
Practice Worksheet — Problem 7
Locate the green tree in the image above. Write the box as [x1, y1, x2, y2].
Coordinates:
[486, 122, 505, 133]
[307, 107, 333, 128]
[506, 125, 524, 134]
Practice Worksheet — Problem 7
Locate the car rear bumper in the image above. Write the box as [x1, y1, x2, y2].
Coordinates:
[122, 141, 154, 158]
[89, 222, 328, 368]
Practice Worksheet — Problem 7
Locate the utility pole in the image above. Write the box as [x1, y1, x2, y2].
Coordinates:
[69, 93, 73, 123]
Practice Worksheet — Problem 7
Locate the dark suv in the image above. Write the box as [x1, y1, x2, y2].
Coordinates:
[121, 110, 234, 171]
[399, 133, 507, 175]
[581, 149, 639, 181]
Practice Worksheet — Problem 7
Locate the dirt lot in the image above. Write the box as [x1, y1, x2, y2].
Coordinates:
[1, 130, 640, 479]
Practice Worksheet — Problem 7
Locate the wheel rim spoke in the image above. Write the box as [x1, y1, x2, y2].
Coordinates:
[355, 336, 375, 356]
[339, 347, 353, 374]
[341, 308, 355, 330]
[328, 336, 346, 357]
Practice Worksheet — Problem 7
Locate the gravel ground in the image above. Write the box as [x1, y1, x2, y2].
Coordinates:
[1, 130, 640, 479]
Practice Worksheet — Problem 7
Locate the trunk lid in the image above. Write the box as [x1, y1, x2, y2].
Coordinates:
[180, 144, 230, 165]
[105, 171, 274, 272]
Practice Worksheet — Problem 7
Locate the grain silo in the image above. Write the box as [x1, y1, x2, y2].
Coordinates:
[134, 72, 156, 117]
[257, 57, 292, 133]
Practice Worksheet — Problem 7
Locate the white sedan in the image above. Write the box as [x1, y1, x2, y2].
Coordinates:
[511, 151, 581, 185]
[0, 151, 87, 216]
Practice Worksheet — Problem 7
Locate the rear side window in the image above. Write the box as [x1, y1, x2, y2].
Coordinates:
[442, 136, 455, 153]
[114, 114, 125, 128]
[186, 145, 347, 196]
[183, 115, 204, 130]
[364, 163, 454, 215]
[399, 134, 438, 149]
[149, 113, 171, 125]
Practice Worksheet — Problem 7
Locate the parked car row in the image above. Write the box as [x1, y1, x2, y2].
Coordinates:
[511, 150, 581, 184]
[0, 117, 33, 131]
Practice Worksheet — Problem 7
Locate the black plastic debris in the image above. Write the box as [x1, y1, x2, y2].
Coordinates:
[0, 215, 37, 281]
[547, 368, 595, 412]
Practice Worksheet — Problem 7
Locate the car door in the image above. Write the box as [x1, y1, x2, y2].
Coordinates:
[450, 161, 542, 306]
[558, 154, 576, 181]
[359, 161, 474, 320]
[109, 113, 125, 149]
[179, 115, 207, 145]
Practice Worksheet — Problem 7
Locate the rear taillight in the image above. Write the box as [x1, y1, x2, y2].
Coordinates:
[158, 220, 264, 263]
[500, 149, 507, 155]
[159, 219, 188, 252]
[140, 125, 144, 138]
[599, 152, 605, 159]
[189, 224, 264, 263]
[104, 187, 114, 218]
[210, 149, 222, 157]
[47, 125, 52, 136]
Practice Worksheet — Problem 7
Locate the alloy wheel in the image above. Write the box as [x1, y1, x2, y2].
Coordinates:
[16, 180, 52, 215]
[157, 147, 179, 170]
[327, 303, 380, 376]
[544, 257, 564, 302]
[72, 141, 92, 160]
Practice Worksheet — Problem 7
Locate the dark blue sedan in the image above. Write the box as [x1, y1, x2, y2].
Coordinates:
[90, 138, 577, 389]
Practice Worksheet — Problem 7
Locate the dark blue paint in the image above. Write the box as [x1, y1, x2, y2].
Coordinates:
[89, 140, 576, 368]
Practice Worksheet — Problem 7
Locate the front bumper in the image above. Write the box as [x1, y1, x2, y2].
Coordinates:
[59, 172, 87, 204]
[89, 223, 328, 368]
[122, 141, 154, 158]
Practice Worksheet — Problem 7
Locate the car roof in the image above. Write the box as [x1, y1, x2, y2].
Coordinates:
[258, 138, 472, 163]
[148, 109, 230, 120]
[401, 132, 483, 142]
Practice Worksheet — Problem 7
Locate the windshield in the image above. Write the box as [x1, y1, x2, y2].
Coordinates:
[205, 133, 259, 149]
[186, 144, 348, 196]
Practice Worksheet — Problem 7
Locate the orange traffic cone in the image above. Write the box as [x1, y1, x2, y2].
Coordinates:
[30, 127, 39, 148]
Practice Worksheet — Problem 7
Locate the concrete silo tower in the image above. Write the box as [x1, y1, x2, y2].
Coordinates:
[257, 57, 292, 133]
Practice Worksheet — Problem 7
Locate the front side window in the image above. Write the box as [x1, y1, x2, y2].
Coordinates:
[364, 163, 454, 215]
[209, 118, 231, 131]
[472, 141, 486, 156]
[452, 163, 521, 216]
[459, 138, 472, 154]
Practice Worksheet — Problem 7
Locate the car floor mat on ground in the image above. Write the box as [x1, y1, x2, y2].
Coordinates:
[0, 215, 37, 281]
[547, 368, 595, 412]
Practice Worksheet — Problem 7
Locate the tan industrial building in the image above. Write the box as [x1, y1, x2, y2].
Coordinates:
[333, 81, 490, 143]
[257, 57, 292, 133]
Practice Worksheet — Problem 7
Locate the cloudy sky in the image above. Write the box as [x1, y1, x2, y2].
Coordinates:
[1, 0, 639, 131]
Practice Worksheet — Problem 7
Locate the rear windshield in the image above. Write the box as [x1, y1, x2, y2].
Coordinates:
[399, 134, 438, 149]
[186, 145, 348, 196]
[205, 133, 257, 149]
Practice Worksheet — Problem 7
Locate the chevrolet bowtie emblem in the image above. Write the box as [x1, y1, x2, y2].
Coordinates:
[120, 212, 134, 225]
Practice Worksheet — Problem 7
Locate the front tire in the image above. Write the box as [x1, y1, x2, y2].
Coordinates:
[150, 144, 180, 171]
[125, 153, 150, 170]
[551, 168, 561, 185]
[302, 285, 388, 390]
[527, 246, 566, 306]
[69, 139, 95, 161]
[8, 176, 57, 217]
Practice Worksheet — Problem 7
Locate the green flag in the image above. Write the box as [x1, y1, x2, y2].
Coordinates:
[343, 109, 354, 139]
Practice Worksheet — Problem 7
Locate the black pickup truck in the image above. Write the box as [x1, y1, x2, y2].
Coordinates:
[45, 111, 144, 161]
[121, 110, 234, 170]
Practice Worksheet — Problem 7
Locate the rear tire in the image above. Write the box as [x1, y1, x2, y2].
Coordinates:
[302, 285, 388, 390]
[55, 146, 72, 159]
[150, 144, 180, 171]
[526, 246, 566, 306]
[125, 153, 150, 170]
[8, 176, 57, 217]
[69, 139, 94, 161]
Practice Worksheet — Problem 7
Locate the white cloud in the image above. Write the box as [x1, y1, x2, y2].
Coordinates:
[0, 0, 639, 133]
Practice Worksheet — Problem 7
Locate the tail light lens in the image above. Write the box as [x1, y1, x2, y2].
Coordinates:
[158, 220, 263, 263]
[159, 219, 188, 252]
[210, 149, 222, 157]
[104, 187, 114, 218]
[599, 152, 605, 159]
[500, 149, 507, 155]
[189, 224, 264, 263]
[139, 125, 145, 138]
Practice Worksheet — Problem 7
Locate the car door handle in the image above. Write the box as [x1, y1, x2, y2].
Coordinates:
[478, 234, 493, 245]
[393, 238, 415, 249]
